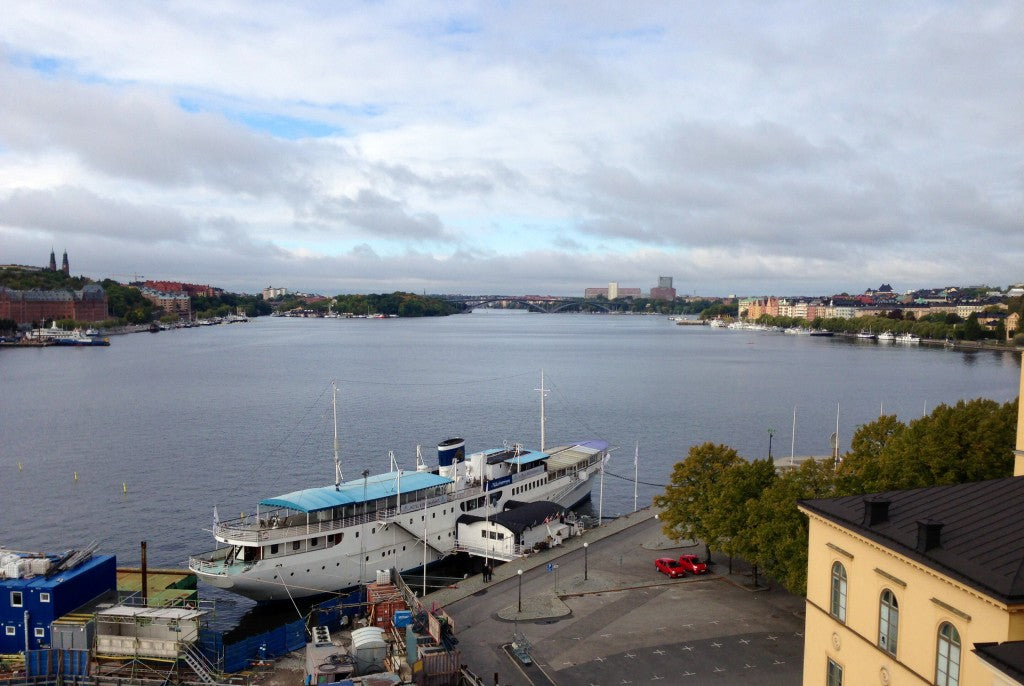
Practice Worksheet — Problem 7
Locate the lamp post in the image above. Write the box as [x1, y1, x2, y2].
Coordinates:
[583, 542, 589, 581]
[767, 428, 775, 463]
[517, 569, 524, 613]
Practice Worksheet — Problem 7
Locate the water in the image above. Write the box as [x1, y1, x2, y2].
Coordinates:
[2, 313, 1019, 622]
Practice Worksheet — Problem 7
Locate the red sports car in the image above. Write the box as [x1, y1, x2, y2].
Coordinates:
[678, 554, 708, 574]
[655, 557, 686, 578]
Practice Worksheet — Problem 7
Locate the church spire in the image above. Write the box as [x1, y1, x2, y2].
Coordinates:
[61, 250, 69, 275]
[48, 248, 57, 271]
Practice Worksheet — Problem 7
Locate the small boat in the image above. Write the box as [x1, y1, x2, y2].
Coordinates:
[896, 332, 921, 344]
[25, 324, 110, 346]
[856, 331, 877, 341]
[809, 330, 834, 337]
[877, 331, 895, 342]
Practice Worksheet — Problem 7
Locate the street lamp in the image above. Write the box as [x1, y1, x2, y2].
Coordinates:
[517, 569, 524, 613]
[767, 428, 775, 462]
[583, 542, 589, 581]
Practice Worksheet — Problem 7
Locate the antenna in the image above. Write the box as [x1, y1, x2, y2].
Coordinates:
[333, 382, 342, 489]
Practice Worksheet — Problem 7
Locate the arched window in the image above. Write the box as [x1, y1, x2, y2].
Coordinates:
[936, 622, 961, 686]
[878, 589, 898, 655]
[830, 561, 847, 622]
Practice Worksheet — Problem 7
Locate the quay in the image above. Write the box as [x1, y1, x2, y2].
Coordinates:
[427, 507, 805, 686]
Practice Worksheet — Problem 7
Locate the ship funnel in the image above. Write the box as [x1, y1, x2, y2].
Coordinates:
[437, 438, 465, 467]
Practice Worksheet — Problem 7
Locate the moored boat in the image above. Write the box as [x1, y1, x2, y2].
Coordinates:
[188, 379, 609, 601]
[896, 332, 921, 344]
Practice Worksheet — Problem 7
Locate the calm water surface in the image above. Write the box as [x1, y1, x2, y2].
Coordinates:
[2, 312, 1019, 620]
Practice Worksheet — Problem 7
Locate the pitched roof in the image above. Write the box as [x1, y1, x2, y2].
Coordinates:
[799, 476, 1024, 604]
[974, 642, 1024, 684]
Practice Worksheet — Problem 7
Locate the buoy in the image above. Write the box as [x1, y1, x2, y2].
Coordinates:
[123, 482, 127, 494]
[74, 471, 78, 482]
[18, 462, 23, 472]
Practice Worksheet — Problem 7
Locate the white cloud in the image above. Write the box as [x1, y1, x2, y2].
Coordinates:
[0, 2, 1021, 295]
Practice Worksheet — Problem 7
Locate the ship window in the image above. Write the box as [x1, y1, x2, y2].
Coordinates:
[310, 538, 319, 547]
[39, 593, 50, 603]
[355, 531, 359, 538]
[5, 626, 14, 636]
[292, 541, 301, 551]
[10, 592, 23, 607]
[34, 628, 45, 638]
[270, 544, 279, 554]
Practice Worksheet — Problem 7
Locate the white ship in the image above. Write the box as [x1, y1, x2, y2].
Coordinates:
[188, 379, 609, 601]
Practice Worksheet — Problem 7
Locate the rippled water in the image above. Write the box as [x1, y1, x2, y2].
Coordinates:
[2, 312, 1019, 622]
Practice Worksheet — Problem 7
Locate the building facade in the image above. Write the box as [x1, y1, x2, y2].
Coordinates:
[0, 284, 108, 325]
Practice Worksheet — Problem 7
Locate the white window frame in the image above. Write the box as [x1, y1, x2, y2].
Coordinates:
[827, 658, 843, 686]
[830, 561, 847, 622]
[39, 592, 51, 603]
[10, 591, 23, 608]
[5, 626, 15, 636]
[936, 622, 961, 686]
[34, 627, 45, 638]
[878, 589, 898, 655]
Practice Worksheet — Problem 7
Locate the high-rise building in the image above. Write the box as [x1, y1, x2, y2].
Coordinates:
[650, 276, 676, 301]
[608, 282, 619, 300]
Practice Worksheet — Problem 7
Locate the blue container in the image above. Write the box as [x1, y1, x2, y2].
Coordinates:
[393, 610, 412, 628]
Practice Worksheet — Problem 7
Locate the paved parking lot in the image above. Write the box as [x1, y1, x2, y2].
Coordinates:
[437, 512, 805, 685]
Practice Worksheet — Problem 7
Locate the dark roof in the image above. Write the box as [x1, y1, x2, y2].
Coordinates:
[974, 641, 1024, 684]
[457, 500, 565, 536]
[799, 477, 1024, 604]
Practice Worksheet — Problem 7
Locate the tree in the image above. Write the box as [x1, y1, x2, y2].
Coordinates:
[836, 398, 1016, 492]
[744, 459, 839, 595]
[653, 443, 744, 550]
[835, 415, 906, 493]
[710, 458, 776, 574]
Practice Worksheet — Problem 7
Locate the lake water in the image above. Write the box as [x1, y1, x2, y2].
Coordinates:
[2, 312, 1019, 622]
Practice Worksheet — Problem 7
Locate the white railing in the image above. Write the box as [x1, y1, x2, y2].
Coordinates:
[451, 542, 524, 561]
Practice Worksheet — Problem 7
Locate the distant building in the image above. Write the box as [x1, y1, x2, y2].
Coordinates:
[140, 287, 192, 319]
[650, 276, 677, 301]
[584, 287, 609, 299]
[262, 286, 289, 300]
[61, 251, 69, 275]
[48, 250, 57, 272]
[143, 281, 218, 298]
[0, 284, 108, 325]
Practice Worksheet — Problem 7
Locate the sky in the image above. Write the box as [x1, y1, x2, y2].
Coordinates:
[1, 2, 1022, 297]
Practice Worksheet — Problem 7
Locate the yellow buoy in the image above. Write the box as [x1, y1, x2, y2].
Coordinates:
[74, 471, 78, 482]
[123, 482, 127, 494]
[19, 462, 23, 472]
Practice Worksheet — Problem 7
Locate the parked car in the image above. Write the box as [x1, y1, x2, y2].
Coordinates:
[678, 554, 708, 575]
[655, 558, 686, 578]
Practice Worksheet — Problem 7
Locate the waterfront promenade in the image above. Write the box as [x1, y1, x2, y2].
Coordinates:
[429, 508, 805, 686]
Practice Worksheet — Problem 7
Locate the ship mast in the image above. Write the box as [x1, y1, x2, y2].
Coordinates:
[333, 381, 343, 489]
[538, 370, 547, 451]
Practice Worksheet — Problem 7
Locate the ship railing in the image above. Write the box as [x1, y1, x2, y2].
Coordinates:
[451, 542, 525, 561]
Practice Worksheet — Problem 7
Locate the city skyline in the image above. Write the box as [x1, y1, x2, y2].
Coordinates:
[1, 3, 1022, 296]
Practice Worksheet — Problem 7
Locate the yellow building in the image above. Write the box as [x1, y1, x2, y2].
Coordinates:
[799, 355, 1024, 686]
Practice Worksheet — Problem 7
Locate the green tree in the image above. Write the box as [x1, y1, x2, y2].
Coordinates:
[745, 459, 839, 595]
[836, 415, 906, 493]
[653, 443, 744, 550]
[710, 458, 776, 574]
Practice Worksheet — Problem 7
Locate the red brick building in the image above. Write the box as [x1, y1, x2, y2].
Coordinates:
[0, 284, 108, 325]
[143, 281, 219, 298]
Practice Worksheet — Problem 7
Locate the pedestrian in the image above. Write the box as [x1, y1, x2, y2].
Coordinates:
[483, 563, 492, 582]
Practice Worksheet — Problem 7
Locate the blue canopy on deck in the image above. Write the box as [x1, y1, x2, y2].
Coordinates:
[259, 470, 453, 513]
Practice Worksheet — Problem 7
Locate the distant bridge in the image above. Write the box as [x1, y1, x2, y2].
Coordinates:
[439, 294, 633, 313]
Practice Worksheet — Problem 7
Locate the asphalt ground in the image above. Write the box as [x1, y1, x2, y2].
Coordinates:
[431, 508, 805, 685]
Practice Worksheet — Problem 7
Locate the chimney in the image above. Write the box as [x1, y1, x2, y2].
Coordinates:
[916, 520, 943, 553]
[862, 497, 891, 526]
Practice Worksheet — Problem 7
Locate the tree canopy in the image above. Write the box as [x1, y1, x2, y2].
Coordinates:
[655, 396, 1018, 595]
